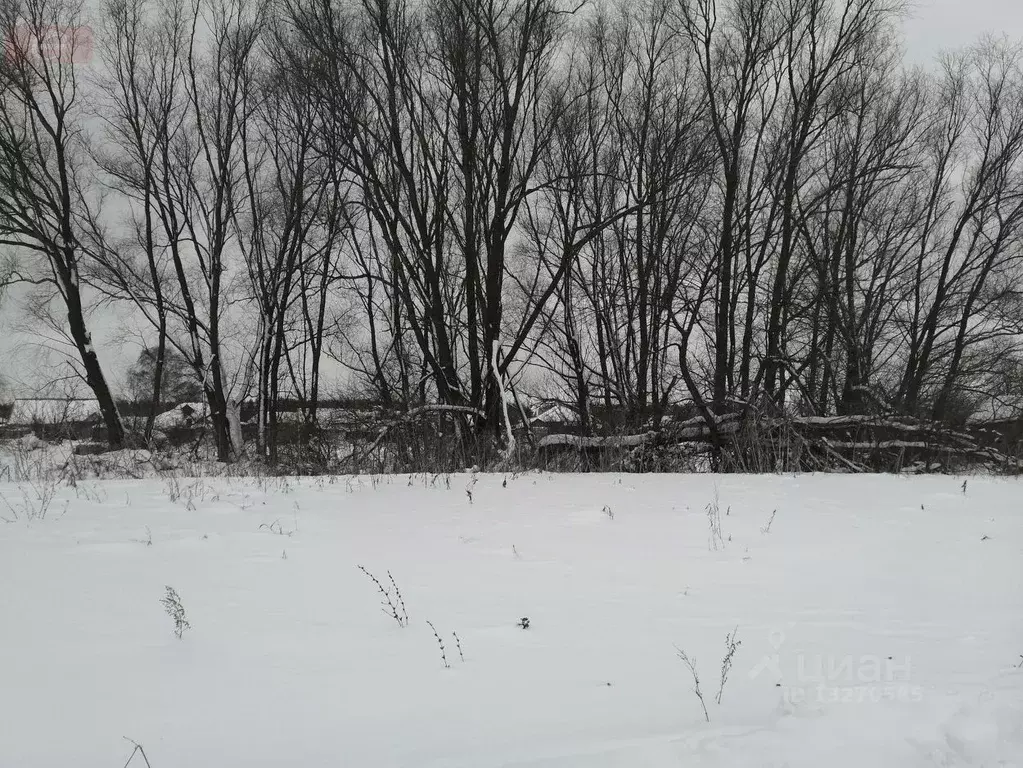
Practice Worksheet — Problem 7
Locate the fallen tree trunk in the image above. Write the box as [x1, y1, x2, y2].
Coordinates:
[536, 411, 1022, 474]
[537, 431, 659, 450]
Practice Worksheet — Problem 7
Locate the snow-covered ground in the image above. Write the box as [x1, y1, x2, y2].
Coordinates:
[1, 472, 1021, 767]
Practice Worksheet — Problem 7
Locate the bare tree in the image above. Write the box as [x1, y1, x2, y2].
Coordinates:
[677, 0, 785, 412]
[89, 0, 179, 442]
[0, 0, 127, 446]
[794, 53, 926, 415]
[292, 0, 594, 442]
[528, 0, 713, 427]
[237, 18, 352, 460]
[760, 0, 901, 406]
[91, 0, 264, 460]
[896, 40, 1023, 421]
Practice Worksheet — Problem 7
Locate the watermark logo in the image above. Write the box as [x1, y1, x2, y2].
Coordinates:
[749, 629, 923, 704]
[749, 627, 786, 680]
[5, 24, 94, 66]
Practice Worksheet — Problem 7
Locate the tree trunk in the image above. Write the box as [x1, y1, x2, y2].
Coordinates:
[66, 287, 125, 447]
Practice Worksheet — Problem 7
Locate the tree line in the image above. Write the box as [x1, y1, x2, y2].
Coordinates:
[1, 0, 1022, 463]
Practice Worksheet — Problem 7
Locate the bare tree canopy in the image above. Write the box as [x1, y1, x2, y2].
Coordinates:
[1, 0, 1022, 464]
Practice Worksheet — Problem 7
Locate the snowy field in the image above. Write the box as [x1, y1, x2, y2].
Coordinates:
[1, 472, 1022, 767]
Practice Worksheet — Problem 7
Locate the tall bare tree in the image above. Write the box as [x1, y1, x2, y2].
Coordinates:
[89, 0, 265, 460]
[0, 0, 126, 445]
[237, 18, 351, 460]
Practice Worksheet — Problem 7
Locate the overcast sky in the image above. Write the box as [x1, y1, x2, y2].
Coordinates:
[1, 0, 1020, 398]
[904, 0, 1023, 59]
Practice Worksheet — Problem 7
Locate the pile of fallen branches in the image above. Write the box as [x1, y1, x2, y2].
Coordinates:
[537, 411, 1023, 474]
[340, 404, 492, 472]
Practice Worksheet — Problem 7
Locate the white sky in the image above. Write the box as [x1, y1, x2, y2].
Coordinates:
[0, 0, 1019, 397]
[903, 0, 1023, 59]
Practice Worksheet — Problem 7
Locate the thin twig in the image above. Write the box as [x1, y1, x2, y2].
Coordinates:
[675, 645, 709, 722]
[122, 738, 153, 768]
[388, 571, 408, 626]
[716, 626, 741, 705]
[426, 620, 450, 668]
[357, 565, 407, 627]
